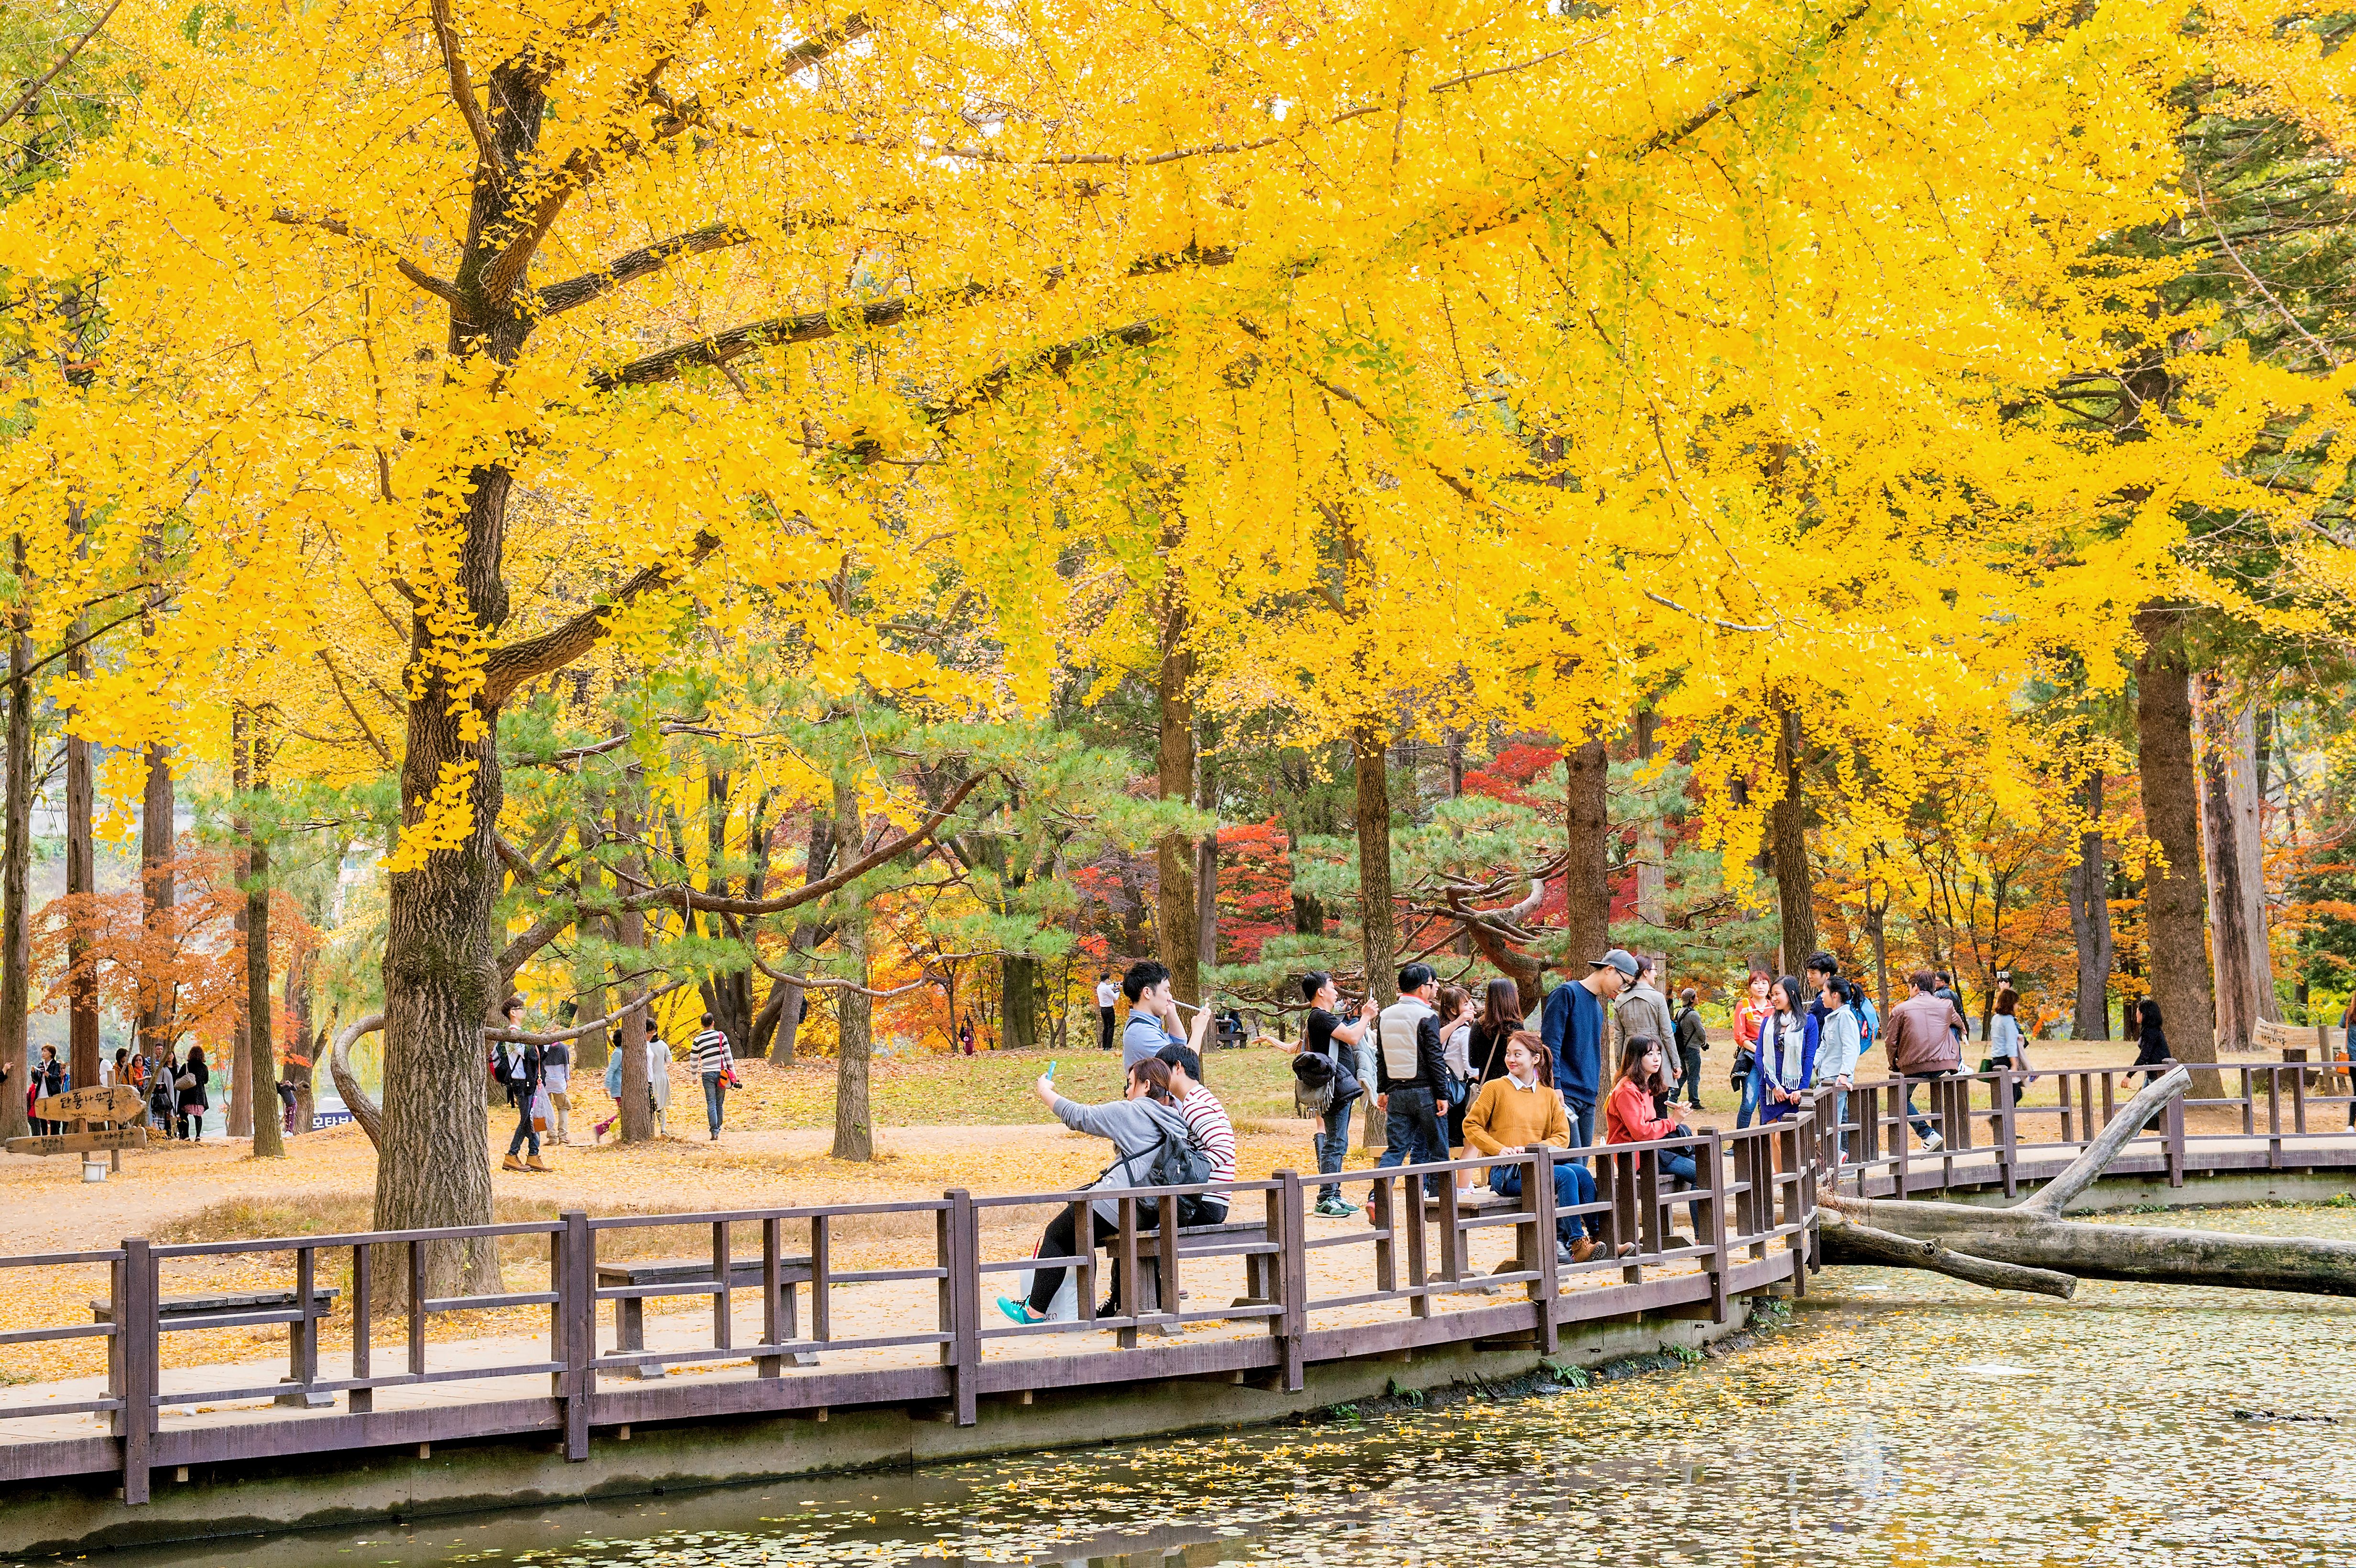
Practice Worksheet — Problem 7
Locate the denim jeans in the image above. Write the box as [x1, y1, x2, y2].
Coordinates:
[1492, 1161, 1601, 1244]
[1315, 1096, 1357, 1203]
[505, 1098, 539, 1158]
[1736, 1069, 1761, 1130]
[1376, 1086, 1448, 1197]
[1903, 1072, 1947, 1141]
[1565, 1099, 1594, 1154]
[1678, 1047, 1705, 1108]
[1830, 1088, 1850, 1159]
[702, 1072, 728, 1137]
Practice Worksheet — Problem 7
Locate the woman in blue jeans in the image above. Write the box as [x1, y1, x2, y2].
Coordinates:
[1462, 1034, 1622, 1263]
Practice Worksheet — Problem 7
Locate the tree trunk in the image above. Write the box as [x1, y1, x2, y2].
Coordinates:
[1353, 726, 1399, 1005]
[1769, 704, 1815, 975]
[1634, 709, 1666, 978]
[243, 727, 283, 1159]
[1156, 599, 1200, 1006]
[64, 611, 98, 1099]
[2132, 606, 2218, 1089]
[1562, 736, 1610, 967]
[769, 807, 835, 1064]
[1001, 955, 1040, 1051]
[571, 912, 611, 1074]
[1195, 741, 1219, 972]
[2198, 675, 2259, 1055]
[228, 717, 254, 1140]
[747, 978, 790, 1060]
[830, 773, 874, 1161]
[136, 743, 175, 1065]
[0, 603, 30, 1144]
[2067, 768, 2114, 1039]
[613, 798, 654, 1143]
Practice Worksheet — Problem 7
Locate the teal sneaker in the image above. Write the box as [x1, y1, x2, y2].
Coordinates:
[997, 1296, 1043, 1325]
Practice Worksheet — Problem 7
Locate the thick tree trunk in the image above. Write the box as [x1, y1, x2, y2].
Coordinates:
[136, 743, 175, 1065]
[1156, 602, 1200, 1006]
[1562, 735, 1610, 967]
[769, 807, 835, 1064]
[244, 737, 282, 1159]
[2067, 769, 2114, 1039]
[1769, 705, 1815, 975]
[1817, 1215, 2077, 1297]
[2198, 675, 2259, 1054]
[0, 607, 30, 1144]
[1001, 955, 1040, 1051]
[64, 627, 98, 1098]
[2132, 605, 2218, 1092]
[830, 773, 874, 1161]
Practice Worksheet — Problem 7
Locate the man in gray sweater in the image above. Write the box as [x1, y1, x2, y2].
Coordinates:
[1615, 957, 1680, 1101]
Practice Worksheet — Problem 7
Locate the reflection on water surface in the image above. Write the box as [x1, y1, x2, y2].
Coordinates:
[62, 1204, 2356, 1568]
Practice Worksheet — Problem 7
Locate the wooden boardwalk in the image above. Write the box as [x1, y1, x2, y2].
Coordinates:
[0, 1060, 2346, 1507]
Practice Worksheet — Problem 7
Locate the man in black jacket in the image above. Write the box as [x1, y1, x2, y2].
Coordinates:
[1373, 963, 1450, 1198]
[1674, 989, 1708, 1110]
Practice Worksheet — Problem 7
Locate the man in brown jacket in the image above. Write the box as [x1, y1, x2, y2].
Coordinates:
[1883, 970, 1967, 1150]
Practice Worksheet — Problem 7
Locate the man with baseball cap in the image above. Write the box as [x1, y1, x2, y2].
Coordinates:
[1541, 948, 1636, 1152]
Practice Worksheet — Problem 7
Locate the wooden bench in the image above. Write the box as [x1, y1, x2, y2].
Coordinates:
[92, 1286, 340, 1408]
[1093, 1217, 1274, 1326]
[596, 1255, 817, 1379]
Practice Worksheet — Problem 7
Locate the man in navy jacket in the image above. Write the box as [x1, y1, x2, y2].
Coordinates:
[1542, 949, 1636, 1151]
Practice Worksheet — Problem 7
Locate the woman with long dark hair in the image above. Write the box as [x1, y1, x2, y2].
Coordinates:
[1750, 977, 1817, 1124]
[176, 1045, 210, 1142]
[1467, 978, 1524, 1086]
[2132, 998, 2171, 1084]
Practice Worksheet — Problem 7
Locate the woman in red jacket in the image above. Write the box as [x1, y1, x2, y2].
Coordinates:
[1604, 1037, 1699, 1187]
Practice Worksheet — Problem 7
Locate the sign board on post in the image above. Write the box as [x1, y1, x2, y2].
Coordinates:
[5, 1127, 149, 1157]
[33, 1085, 145, 1123]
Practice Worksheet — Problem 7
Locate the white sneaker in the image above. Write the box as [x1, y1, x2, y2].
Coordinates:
[1920, 1132, 1944, 1153]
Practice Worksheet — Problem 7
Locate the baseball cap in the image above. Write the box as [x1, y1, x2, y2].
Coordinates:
[1589, 949, 1640, 980]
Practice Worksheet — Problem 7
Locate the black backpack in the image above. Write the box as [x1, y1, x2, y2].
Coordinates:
[1147, 1122, 1214, 1188]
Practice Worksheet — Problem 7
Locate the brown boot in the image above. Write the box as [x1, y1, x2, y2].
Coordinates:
[526, 1154, 550, 1172]
[1570, 1237, 1597, 1264]
[502, 1154, 525, 1171]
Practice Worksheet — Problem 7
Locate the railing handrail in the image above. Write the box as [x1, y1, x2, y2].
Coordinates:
[6, 1060, 2352, 1508]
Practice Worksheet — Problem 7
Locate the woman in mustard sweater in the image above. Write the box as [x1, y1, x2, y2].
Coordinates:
[1462, 1032, 1622, 1263]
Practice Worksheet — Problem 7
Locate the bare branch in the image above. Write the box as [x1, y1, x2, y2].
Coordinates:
[486, 976, 696, 1043]
[1, 0, 127, 128]
[266, 208, 462, 306]
[647, 14, 873, 141]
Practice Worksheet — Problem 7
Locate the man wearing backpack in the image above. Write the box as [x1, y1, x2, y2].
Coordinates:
[1374, 963, 1451, 1199]
[494, 1030, 547, 1172]
[1158, 1044, 1234, 1225]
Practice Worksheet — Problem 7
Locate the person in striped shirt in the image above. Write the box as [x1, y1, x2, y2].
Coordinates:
[1155, 1045, 1233, 1224]
[691, 1015, 735, 1141]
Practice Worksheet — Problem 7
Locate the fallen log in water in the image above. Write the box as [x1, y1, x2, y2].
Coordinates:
[1821, 1066, 2356, 1298]
[1818, 1211, 2076, 1297]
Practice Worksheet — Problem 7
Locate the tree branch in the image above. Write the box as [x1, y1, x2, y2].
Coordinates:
[1, 0, 126, 127]
[479, 529, 721, 703]
[428, 0, 505, 191]
[540, 220, 755, 315]
[266, 208, 462, 306]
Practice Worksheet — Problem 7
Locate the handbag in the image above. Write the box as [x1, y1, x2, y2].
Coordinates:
[530, 1086, 554, 1132]
[175, 1071, 196, 1090]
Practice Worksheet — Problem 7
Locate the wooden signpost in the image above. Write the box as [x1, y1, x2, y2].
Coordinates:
[7, 1084, 150, 1167]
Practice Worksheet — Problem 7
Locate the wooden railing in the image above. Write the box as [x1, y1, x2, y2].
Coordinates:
[1, 1064, 2348, 1505]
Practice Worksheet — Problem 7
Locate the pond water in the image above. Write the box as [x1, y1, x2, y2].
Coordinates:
[65, 1204, 2356, 1568]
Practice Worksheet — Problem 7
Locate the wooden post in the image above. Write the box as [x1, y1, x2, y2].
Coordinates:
[942, 1190, 979, 1426]
[2165, 1093, 2186, 1188]
[406, 1240, 426, 1377]
[1705, 1131, 1730, 1323]
[117, 1237, 155, 1505]
[1273, 1170, 1306, 1392]
[1154, 1192, 1179, 1326]
[758, 1215, 783, 1378]
[562, 1212, 592, 1459]
[350, 1243, 373, 1414]
[710, 1220, 732, 1352]
[1524, 1148, 1558, 1352]
[1402, 1173, 1430, 1318]
[1997, 1072, 2019, 1198]
[1370, 1175, 1396, 1294]
[1435, 1176, 1463, 1284]
[1114, 1196, 1141, 1348]
[809, 1214, 832, 1344]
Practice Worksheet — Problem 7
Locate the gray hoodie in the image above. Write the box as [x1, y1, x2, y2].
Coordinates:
[1053, 1094, 1194, 1222]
